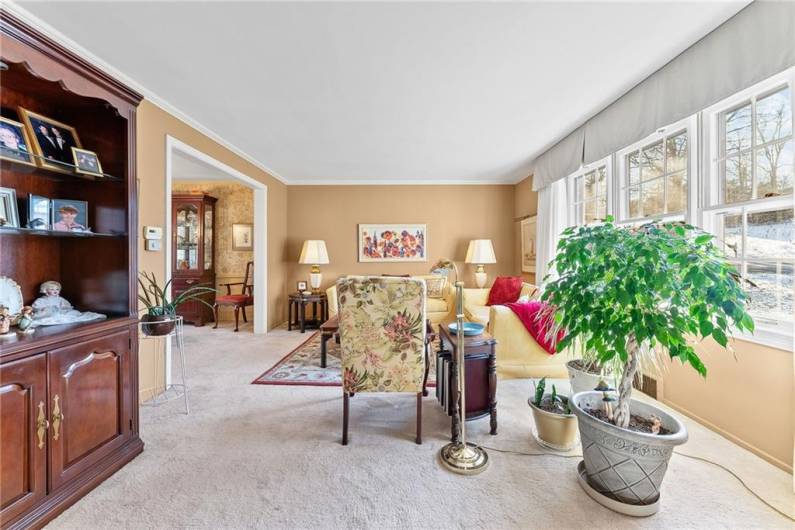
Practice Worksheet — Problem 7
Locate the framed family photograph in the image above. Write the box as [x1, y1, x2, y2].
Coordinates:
[520, 215, 537, 273]
[232, 223, 253, 251]
[27, 194, 51, 229]
[358, 223, 426, 262]
[72, 147, 103, 177]
[18, 108, 82, 173]
[51, 199, 89, 232]
[0, 187, 20, 228]
[296, 280, 308, 292]
[0, 117, 36, 167]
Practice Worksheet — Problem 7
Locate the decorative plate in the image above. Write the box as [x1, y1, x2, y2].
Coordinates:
[448, 322, 485, 336]
[0, 276, 23, 316]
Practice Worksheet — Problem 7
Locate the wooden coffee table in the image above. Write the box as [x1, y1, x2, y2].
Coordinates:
[319, 315, 437, 396]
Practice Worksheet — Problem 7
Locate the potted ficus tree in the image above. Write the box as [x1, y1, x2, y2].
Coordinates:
[541, 218, 753, 514]
[138, 271, 216, 336]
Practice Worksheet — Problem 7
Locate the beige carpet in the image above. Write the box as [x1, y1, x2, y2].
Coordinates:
[47, 324, 794, 529]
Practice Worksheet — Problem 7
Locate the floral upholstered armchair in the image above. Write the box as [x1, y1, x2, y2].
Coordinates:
[336, 276, 427, 445]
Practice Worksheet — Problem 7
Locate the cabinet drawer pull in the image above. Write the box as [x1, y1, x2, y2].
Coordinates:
[36, 401, 49, 449]
[52, 395, 65, 441]
[185, 279, 196, 285]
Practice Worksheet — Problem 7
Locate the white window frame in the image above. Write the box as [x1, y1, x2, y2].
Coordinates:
[615, 115, 698, 225]
[565, 157, 612, 227]
[701, 69, 795, 350]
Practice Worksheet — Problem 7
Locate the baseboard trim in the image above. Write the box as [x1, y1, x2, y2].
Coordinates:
[662, 399, 793, 474]
[6, 437, 144, 530]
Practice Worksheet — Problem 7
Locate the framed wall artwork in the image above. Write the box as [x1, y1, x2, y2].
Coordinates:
[520, 216, 537, 274]
[232, 223, 253, 251]
[358, 224, 426, 262]
[18, 107, 82, 173]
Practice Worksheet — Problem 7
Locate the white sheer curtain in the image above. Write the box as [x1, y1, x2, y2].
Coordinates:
[535, 178, 569, 288]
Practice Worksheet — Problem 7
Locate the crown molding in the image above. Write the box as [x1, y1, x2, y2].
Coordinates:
[2, 1, 290, 185]
[288, 178, 522, 186]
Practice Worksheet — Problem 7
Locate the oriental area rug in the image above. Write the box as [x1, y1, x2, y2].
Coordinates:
[253, 331, 437, 387]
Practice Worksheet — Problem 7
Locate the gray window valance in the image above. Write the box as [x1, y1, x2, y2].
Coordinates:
[532, 1, 795, 191]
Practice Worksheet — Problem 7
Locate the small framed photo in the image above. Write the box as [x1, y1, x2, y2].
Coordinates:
[71, 147, 103, 178]
[232, 223, 253, 251]
[27, 194, 51, 229]
[51, 199, 89, 232]
[297, 281, 308, 292]
[0, 187, 19, 228]
[0, 117, 36, 167]
[18, 108, 82, 174]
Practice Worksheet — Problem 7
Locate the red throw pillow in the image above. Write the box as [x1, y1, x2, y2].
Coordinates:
[486, 276, 524, 306]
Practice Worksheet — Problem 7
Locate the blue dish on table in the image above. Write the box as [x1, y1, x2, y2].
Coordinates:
[447, 322, 485, 336]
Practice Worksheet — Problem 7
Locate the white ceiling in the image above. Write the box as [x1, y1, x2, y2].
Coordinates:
[16, 1, 748, 185]
[172, 150, 234, 181]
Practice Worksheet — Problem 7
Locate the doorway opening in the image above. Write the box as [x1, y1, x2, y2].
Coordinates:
[165, 136, 268, 337]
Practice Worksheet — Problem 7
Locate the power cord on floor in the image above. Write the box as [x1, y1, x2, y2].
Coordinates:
[479, 444, 794, 523]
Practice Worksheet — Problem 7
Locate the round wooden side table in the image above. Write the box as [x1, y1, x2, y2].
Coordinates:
[288, 292, 328, 333]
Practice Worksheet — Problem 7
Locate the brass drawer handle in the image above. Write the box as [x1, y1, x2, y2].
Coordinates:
[52, 395, 64, 441]
[185, 279, 196, 285]
[36, 401, 49, 449]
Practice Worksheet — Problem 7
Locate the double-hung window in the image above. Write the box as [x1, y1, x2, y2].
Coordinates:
[616, 116, 696, 224]
[567, 158, 611, 226]
[703, 72, 794, 347]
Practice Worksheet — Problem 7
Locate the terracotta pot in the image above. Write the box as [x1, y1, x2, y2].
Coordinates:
[529, 399, 578, 451]
[567, 359, 614, 394]
[141, 314, 176, 336]
[571, 391, 687, 508]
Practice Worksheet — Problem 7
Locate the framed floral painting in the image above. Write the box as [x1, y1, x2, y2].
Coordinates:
[358, 224, 426, 262]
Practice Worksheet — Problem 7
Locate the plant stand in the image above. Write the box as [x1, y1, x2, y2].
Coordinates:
[139, 316, 189, 414]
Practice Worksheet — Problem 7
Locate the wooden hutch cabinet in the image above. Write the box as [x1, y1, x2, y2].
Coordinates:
[171, 194, 216, 326]
[0, 13, 143, 530]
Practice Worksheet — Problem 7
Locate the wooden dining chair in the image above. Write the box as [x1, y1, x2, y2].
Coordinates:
[213, 261, 253, 332]
[336, 275, 427, 445]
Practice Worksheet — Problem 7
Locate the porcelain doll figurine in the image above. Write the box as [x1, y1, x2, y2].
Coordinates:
[31, 280, 105, 326]
[16, 306, 34, 333]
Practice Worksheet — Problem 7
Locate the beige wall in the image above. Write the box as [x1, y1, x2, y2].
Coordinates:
[513, 175, 537, 284]
[662, 338, 793, 471]
[136, 101, 288, 400]
[172, 181, 254, 322]
[286, 185, 516, 291]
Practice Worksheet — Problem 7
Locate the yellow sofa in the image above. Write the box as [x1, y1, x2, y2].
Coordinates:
[326, 274, 454, 326]
[461, 283, 568, 379]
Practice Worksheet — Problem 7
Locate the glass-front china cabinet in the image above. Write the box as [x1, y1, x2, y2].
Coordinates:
[171, 194, 217, 325]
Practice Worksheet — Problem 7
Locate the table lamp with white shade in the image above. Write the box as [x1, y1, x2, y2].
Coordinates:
[299, 240, 329, 293]
[465, 239, 496, 288]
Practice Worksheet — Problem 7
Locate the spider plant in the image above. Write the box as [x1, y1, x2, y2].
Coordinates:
[138, 271, 216, 317]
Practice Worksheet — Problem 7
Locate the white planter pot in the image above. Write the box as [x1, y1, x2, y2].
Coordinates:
[567, 360, 612, 394]
[571, 391, 687, 508]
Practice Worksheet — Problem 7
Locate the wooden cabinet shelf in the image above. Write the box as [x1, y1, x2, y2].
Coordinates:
[1, 158, 124, 182]
[0, 227, 127, 238]
[0, 11, 143, 530]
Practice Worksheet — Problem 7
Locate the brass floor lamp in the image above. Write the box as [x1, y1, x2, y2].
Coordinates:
[439, 281, 489, 475]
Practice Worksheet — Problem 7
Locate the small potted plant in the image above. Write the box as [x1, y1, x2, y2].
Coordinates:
[542, 218, 753, 514]
[528, 377, 578, 451]
[138, 271, 215, 336]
